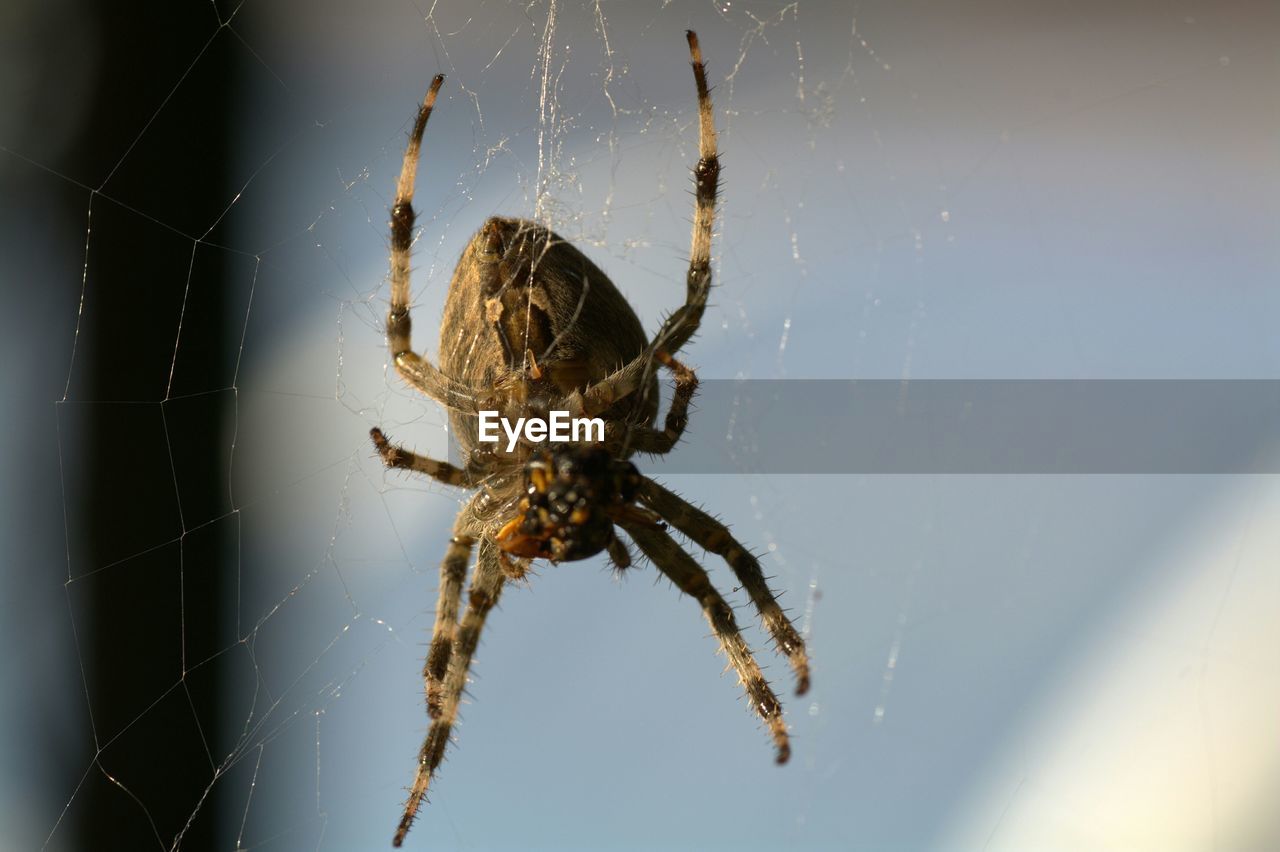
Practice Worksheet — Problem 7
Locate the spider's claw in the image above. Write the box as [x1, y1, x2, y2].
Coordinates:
[370, 427, 399, 466]
[606, 535, 633, 572]
[788, 647, 812, 696]
[784, 645, 812, 696]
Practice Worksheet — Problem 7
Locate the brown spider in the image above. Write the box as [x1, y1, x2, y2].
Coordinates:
[371, 32, 810, 847]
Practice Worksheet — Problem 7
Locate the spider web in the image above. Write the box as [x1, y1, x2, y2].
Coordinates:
[4, 0, 1280, 849]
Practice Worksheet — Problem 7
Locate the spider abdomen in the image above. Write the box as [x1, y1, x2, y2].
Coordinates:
[439, 217, 659, 456]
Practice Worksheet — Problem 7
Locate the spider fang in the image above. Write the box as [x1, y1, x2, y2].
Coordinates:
[496, 447, 643, 562]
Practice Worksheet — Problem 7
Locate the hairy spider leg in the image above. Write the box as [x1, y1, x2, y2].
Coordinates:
[621, 520, 792, 764]
[395, 539, 506, 846]
[385, 74, 481, 414]
[567, 32, 721, 420]
[606, 350, 699, 456]
[370, 426, 473, 488]
[639, 478, 811, 695]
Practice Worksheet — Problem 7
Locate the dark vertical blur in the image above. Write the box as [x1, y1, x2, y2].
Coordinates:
[63, 0, 239, 846]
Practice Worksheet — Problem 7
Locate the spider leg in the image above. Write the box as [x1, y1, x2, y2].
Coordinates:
[567, 31, 719, 419]
[620, 520, 791, 764]
[386, 74, 480, 414]
[653, 30, 719, 357]
[606, 535, 633, 571]
[422, 530, 474, 721]
[606, 350, 698, 456]
[371, 427, 473, 488]
[638, 477, 811, 695]
[371, 427, 483, 718]
[395, 538, 506, 847]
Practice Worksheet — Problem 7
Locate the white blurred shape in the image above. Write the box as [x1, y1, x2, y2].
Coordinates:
[944, 477, 1280, 851]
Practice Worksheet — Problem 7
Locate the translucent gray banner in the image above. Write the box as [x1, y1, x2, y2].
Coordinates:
[668, 380, 1280, 473]
[645, 378, 1280, 470]
[450, 381, 1280, 474]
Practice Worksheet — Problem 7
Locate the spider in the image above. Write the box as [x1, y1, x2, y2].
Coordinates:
[370, 32, 811, 847]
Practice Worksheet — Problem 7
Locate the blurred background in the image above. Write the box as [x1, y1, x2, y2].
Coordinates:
[3, 0, 1278, 849]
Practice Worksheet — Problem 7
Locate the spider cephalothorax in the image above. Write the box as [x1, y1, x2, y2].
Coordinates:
[496, 447, 646, 562]
[370, 32, 811, 848]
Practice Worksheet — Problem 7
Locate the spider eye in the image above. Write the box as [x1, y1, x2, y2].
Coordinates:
[497, 448, 640, 562]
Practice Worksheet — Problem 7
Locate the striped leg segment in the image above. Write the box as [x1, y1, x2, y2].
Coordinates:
[651, 30, 720, 356]
[422, 533, 474, 719]
[570, 31, 721, 420]
[395, 539, 506, 846]
[621, 520, 791, 764]
[607, 350, 699, 455]
[371, 427, 471, 488]
[639, 477, 810, 695]
[385, 73, 478, 413]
